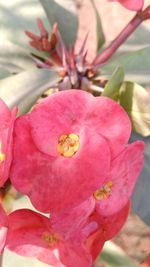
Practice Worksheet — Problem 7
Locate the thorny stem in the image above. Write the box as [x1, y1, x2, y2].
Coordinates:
[93, 6, 150, 66]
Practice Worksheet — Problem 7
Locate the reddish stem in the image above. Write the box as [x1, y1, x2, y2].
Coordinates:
[93, 6, 150, 66]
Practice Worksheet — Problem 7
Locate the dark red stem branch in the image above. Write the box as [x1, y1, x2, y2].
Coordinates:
[93, 6, 150, 66]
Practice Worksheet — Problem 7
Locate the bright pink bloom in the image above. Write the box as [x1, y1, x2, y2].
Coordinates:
[10, 90, 131, 212]
[6, 209, 93, 267]
[109, 0, 144, 11]
[0, 99, 17, 187]
[6, 202, 129, 266]
[86, 201, 130, 261]
[93, 141, 144, 216]
[0, 205, 8, 254]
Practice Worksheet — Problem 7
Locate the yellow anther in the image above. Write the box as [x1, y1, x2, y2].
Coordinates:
[0, 143, 5, 162]
[93, 181, 113, 201]
[57, 133, 80, 157]
[42, 232, 59, 246]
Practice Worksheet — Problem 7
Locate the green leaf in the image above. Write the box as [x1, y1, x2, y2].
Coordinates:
[0, 69, 60, 114]
[101, 47, 150, 85]
[0, 68, 11, 79]
[90, 0, 105, 51]
[39, 0, 78, 47]
[0, 0, 50, 48]
[102, 66, 124, 99]
[119, 82, 150, 137]
[131, 132, 150, 226]
[0, 40, 35, 74]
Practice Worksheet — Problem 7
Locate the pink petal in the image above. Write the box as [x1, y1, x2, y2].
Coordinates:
[6, 209, 65, 267]
[118, 0, 144, 11]
[10, 115, 111, 212]
[86, 229, 104, 261]
[29, 90, 93, 157]
[59, 243, 92, 267]
[86, 201, 130, 260]
[0, 98, 17, 186]
[94, 201, 130, 240]
[0, 205, 8, 253]
[51, 197, 95, 239]
[6, 209, 92, 267]
[95, 141, 144, 216]
[87, 95, 131, 158]
[109, 0, 144, 10]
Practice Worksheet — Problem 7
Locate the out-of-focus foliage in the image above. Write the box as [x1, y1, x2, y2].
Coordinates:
[119, 82, 150, 137]
[0, 69, 10, 79]
[0, 69, 59, 114]
[102, 67, 124, 99]
[101, 47, 150, 85]
[131, 132, 150, 226]
[0, 40, 35, 73]
[0, 0, 50, 48]
[39, 0, 78, 47]
[90, 0, 105, 51]
[98, 242, 139, 267]
[0, 0, 60, 113]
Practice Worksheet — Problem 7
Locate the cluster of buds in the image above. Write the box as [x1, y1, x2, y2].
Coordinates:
[25, 0, 150, 94]
[0, 89, 144, 266]
[25, 19, 105, 93]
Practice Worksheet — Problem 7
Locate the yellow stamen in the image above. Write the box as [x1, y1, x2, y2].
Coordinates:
[42, 232, 59, 246]
[93, 181, 113, 200]
[0, 143, 5, 162]
[57, 133, 80, 157]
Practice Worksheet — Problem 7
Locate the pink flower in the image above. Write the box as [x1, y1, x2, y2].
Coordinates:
[109, 0, 144, 11]
[93, 141, 144, 216]
[6, 209, 93, 267]
[5, 201, 130, 266]
[10, 90, 131, 212]
[0, 205, 8, 254]
[0, 99, 17, 187]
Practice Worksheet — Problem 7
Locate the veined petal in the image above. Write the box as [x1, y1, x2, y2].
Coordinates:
[95, 141, 144, 216]
[51, 197, 95, 239]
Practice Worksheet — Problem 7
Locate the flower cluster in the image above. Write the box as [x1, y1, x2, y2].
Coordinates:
[0, 90, 144, 266]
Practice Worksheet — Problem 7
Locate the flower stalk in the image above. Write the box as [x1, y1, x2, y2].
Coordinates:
[93, 6, 150, 66]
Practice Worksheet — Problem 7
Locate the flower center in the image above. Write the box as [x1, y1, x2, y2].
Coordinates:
[57, 133, 80, 157]
[93, 181, 113, 200]
[42, 232, 59, 246]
